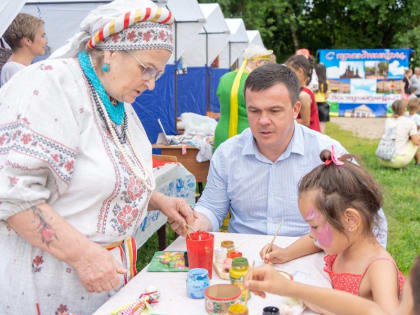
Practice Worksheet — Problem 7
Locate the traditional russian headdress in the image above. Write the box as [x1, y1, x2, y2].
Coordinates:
[50, 0, 174, 59]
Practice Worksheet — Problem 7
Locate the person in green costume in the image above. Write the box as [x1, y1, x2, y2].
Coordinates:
[213, 45, 274, 151]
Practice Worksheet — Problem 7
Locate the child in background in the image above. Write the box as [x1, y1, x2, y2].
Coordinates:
[246, 256, 419, 315]
[259, 148, 405, 314]
[406, 98, 420, 165]
[406, 98, 420, 132]
[408, 86, 418, 100]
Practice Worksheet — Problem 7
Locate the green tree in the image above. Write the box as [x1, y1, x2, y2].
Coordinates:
[197, 0, 420, 66]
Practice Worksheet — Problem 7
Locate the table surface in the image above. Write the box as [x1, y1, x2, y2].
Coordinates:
[152, 144, 210, 183]
[94, 232, 331, 315]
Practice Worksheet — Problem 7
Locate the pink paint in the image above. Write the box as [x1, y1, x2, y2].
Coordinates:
[316, 223, 333, 249]
[304, 207, 320, 222]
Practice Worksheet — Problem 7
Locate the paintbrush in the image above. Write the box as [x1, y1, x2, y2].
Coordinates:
[265, 220, 284, 257]
[244, 261, 255, 305]
[184, 225, 192, 240]
[185, 223, 197, 232]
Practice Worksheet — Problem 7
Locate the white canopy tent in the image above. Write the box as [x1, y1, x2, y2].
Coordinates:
[182, 3, 229, 67]
[20, 1, 111, 56]
[165, 0, 205, 65]
[218, 18, 248, 69]
[0, 0, 26, 38]
[247, 30, 265, 47]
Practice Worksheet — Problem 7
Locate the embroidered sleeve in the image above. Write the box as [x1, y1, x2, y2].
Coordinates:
[0, 60, 80, 219]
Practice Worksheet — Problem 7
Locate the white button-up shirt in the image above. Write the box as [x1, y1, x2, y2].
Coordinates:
[195, 122, 387, 247]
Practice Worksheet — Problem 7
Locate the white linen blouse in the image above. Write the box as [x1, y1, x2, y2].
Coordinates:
[0, 57, 154, 314]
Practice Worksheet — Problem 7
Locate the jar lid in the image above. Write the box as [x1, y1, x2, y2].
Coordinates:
[221, 240, 234, 248]
[227, 251, 242, 259]
[231, 257, 248, 268]
[188, 268, 208, 281]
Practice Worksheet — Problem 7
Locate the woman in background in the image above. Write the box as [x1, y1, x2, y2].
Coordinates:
[213, 45, 274, 151]
[1, 13, 47, 86]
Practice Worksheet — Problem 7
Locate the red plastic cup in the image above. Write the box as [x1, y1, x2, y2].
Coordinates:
[186, 232, 214, 279]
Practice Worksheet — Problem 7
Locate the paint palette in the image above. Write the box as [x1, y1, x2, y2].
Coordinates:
[147, 251, 189, 272]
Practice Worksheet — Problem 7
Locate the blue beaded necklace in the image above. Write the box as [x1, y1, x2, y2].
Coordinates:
[78, 50, 125, 125]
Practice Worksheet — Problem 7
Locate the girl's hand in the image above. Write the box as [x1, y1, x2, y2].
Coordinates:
[244, 264, 292, 298]
[260, 243, 290, 264]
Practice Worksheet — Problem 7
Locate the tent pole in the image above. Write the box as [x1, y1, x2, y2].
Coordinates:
[205, 30, 210, 113]
[229, 42, 232, 70]
[174, 21, 178, 133]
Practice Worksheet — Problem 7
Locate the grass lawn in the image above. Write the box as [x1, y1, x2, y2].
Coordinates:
[325, 122, 420, 274]
[137, 122, 419, 274]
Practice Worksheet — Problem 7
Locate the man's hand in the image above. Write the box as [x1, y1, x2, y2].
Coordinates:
[71, 242, 126, 293]
[259, 243, 290, 264]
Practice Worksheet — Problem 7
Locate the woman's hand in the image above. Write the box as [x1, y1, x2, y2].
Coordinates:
[260, 243, 290, 264]
[245, 264, 292, 298]
[71, 242, 127, 293]
[149, 192, 196, 236]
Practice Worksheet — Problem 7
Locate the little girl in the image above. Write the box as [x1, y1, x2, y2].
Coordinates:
[286, 54, 321, 132]
[259, 148, 405, 314]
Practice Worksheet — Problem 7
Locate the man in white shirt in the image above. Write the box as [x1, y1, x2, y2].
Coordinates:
[186, 64, 388, 248]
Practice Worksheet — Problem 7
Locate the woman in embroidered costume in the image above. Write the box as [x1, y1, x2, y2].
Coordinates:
[257, 147, 405, 314]
[0, 0, 195, 314]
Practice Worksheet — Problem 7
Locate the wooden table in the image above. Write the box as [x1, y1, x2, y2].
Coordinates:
[94, 232, 331, 315]
[152, 144, 210, 183]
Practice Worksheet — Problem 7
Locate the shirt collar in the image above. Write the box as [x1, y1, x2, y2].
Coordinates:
[241, 121, 305, 160]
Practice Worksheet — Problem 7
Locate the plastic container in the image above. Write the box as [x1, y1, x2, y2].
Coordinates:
[186, 232, 214, 279]
[186, 268, 210, 299]
[204, 284, 241, 314]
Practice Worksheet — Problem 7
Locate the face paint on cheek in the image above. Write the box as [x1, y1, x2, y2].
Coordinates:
[316, 223, 333, 249]
[304, 207, 320, 221]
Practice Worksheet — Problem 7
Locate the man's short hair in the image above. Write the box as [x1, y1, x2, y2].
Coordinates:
[409, 86, 418, 94]
[244, 64, 300, 106]
[3, 13, 44, 51]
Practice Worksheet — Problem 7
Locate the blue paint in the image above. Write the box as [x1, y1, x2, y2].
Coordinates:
[186, 268, 209, 299]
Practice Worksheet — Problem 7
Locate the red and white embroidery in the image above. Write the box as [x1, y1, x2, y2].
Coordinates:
[0, 119, 78, 183]
[32, 255, 44, 272]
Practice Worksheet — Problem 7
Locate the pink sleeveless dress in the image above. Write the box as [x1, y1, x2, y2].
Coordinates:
[323, 254, 405, 297]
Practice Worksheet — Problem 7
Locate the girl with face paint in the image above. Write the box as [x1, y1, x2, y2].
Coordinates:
[245, 256, 420, 315]
[260, 148, 406, 315]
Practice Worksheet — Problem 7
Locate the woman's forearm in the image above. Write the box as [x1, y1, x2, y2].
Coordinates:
[148, 190, 166, 211]
[7, 202, 91, 266]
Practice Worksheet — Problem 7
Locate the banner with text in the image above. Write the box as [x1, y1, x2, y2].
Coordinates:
[318, 49, 412, 117]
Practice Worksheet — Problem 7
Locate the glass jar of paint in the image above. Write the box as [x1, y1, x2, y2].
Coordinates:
[186, 268, 210, 299]
[228, 303, 249, 315]
[229, 257, 250, 301]
[221, 240, 235, 255]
